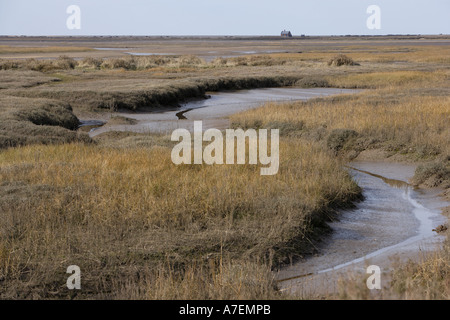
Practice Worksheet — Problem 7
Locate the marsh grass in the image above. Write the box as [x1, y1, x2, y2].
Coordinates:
[336, 239, 450, 300]
[0, 95, 90, 149]
[269, 45, 450, 64]
[0, 139, 360, 298]
[327, 54, 357, 66]
[0, 70, 60, 89]
[390, 241, 450, 300]
[412, 161, 450, 188]
[1, 56, 78, 72]
[1, 42, 449, 299]
[231, 87, 450, 159]
[327, 70, 448, 89]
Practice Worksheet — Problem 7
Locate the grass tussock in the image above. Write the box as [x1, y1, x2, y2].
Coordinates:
[0, 55, 208, 72]
[336, 239, 450, 300]
[412, 160, 450, 188]
[1, 53, 282, 73]
[1, 56, 78, 72]
[77, 57, 103, 69]
[0, 95, 90, 149]
[327, 54, 358, 67]
[390, 242, 450, 300]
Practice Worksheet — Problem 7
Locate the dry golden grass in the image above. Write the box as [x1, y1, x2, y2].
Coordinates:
[0, 95, 90, 149]
[390, 241, 450, 300]
[335, 239, 450, 300]
[0, 139, 359, 299]
[231, 73, 450, 159]
[327, 70, 449, 88]
[146, 259, 278, 299]
[270, 45, 450, 64]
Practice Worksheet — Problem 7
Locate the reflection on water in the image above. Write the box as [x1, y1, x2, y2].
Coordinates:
[78, 120, 106, 133]
[345, 165, 410, 189]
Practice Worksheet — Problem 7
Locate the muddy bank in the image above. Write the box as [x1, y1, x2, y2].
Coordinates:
[276, 161, 448, 297]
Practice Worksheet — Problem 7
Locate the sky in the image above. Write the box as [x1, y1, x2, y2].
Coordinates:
[0, 0, 449, 36]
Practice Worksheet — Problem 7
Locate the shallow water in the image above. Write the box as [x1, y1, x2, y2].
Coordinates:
[126, 52, 175, 56]
[78, 119, 106, 133]
[89, 87, 359, 136]
[276, 161, 448, 296]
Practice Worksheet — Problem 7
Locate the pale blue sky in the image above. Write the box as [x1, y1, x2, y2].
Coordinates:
[0, 0, 449, 36]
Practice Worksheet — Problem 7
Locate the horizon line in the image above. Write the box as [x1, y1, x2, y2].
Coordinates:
[1, 33, 449, 38]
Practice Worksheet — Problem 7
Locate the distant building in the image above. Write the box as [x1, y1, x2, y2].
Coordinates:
[281, 30, 292, 37]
